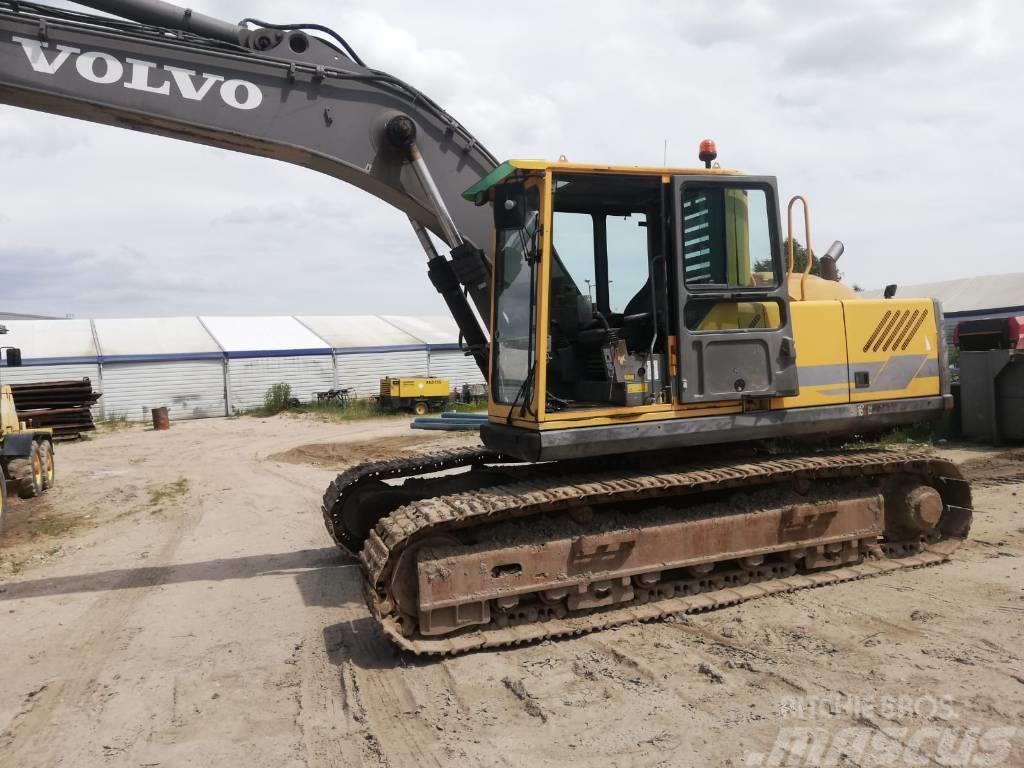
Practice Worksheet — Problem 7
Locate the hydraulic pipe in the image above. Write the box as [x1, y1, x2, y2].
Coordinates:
[408, 217, 441, 262]
[384, 114, 464, 249]
[72, 0, 246, 45]
[386, 119, 488, 375]
[408, 143, 464, 249]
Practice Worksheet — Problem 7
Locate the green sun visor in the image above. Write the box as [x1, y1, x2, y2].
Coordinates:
[461, 161, 517, 202]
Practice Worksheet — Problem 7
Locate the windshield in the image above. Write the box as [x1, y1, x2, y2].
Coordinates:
[491, 186, 539, 405]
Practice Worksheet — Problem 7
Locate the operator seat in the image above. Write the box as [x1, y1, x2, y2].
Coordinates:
[622, 259, 668, 351]
[623, 258, 668, 319]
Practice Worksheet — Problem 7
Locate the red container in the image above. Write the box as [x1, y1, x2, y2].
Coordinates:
[151, 407, 170, 430]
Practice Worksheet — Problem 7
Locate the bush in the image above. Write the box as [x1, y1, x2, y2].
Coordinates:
[263, 383, 293, 415]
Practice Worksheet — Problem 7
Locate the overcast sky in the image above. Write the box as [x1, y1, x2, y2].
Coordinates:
[2, 0, 1021, 318]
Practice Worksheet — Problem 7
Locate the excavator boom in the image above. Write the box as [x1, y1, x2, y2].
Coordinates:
[0, 0, 495, 368]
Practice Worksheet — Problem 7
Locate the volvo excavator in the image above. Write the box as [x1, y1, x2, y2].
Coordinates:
[0, 0, 972, 655]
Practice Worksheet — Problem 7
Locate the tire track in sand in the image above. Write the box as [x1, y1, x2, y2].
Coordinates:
[0, 488, 203, 767]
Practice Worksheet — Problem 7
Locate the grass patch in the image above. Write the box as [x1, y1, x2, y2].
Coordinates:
[1, 554, 28, 575]
[290, 399, 403, 423]
[240, 383, 487, 423]
[26, 516, 79, 539]
[291, 398, 486, 423]
[148, 477, 189, 506]
[445, 401, 488, 414]
[841, 415, 951, 451]
[96, 414, 133, 432]
[238, 383, 299, 417]
[761, 415, 952, 456]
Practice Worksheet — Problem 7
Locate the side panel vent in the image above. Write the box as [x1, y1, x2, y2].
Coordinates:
[862, 308, 930, 353]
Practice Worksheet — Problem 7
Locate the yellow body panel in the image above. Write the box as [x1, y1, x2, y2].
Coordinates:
[793, 273, 860, 302]
[696, 301, 781, 331]
[0, 385, 21, 435]
[778, 301, 850, 408]
[0, 384, 51, 439]
[843, 299, 940, 403]
[486, 163, 943, 434]
[491, 295, 941, 431]
[381, 378, 449, 399]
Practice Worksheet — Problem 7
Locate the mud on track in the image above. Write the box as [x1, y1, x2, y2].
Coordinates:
[0, 415, 1021, 767]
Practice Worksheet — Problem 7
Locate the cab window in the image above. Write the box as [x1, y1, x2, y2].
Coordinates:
[682, 187, 775, 289]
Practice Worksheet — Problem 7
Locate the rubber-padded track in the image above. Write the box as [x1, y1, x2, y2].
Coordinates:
[357, 450, 970, 655]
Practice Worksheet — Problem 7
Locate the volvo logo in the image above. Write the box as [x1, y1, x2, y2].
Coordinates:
[12, 35, 264, 110]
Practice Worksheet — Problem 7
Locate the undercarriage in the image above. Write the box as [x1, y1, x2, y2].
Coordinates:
[323, 448, 972, 655]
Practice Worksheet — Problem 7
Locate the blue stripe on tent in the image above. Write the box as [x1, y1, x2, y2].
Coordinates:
[331, 343, 463, 354]
[225, 348, 332, 359]
[1, 346, 465, 366]
[0, 356, 97, 366]
[945, 305, 1024, 318]
[334, 344, 427, 355]
[102, 352, 225, 363]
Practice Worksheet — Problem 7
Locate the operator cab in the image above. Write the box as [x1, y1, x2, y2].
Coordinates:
[468, 148, 798, 433]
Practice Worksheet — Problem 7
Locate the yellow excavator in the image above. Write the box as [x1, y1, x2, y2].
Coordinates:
[0, 1, 971, 654]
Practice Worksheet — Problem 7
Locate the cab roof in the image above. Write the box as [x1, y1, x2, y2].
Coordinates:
[461, 159, 744, 201]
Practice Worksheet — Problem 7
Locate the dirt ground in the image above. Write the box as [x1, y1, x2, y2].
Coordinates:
[0, 415, 1021, 768]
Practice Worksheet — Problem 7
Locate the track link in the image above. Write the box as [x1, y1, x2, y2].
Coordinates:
[321, 446, 510, 554]
[358, 450, 972, 655]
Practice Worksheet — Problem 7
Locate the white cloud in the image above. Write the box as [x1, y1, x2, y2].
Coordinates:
[2, 0, 1023, 317]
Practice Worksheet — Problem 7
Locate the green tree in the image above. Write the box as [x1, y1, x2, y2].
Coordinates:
[755, 238, 840, 280]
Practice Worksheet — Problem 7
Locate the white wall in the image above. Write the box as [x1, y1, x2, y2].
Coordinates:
[227, 355, 334, 411]
[427, 349, 486, 388]
[0, 363, 100, 388]
[102, 360, 226, 420]
[336, 350, 429, 397]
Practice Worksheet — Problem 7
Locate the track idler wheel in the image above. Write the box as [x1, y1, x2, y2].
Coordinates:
[904, 486, 943, 532]
[886, 483, 945, 538]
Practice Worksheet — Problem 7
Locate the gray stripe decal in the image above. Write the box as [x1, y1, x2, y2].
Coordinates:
[792, 363, 851, 387]
[915, 358, 939, 379]
[869, 354, 927, 392]
[800, 355, 939, 397]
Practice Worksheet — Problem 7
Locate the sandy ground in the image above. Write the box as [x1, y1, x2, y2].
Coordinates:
[0, 415, 1021, 768]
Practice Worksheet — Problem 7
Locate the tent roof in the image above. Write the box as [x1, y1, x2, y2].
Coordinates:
[861, 273, 1024, 315]
[94, 317, 221, 358]
[0, 319, 98, 363]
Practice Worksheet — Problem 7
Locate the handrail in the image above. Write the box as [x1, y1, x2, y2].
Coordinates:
[787, 195, 813, 301]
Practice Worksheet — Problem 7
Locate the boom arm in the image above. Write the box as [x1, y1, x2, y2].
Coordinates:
[0, 0, 497, 370]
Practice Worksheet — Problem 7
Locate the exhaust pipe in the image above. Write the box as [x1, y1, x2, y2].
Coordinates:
[820, 240, 844, 282]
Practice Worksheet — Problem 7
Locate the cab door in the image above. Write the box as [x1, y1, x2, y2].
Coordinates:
[671, 175, 799, 403]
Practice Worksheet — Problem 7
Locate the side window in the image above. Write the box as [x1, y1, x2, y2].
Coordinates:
[683, 187, 775, 289]
[606, 213, 650, 313]
[551, 212, 595, 300]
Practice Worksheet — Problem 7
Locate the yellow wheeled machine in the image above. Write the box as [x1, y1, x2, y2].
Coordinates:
[0, 344, 56, 533]
[378, 378, 450, 416]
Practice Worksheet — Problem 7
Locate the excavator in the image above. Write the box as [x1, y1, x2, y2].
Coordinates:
[0, 0, 972, 655]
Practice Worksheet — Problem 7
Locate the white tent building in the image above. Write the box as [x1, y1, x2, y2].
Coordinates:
[0, 319, 100, 387]
[863, 273, 1024, 348]
[0, 315, 485, 421]
[93, 317, 226, 420]
[200, 316, 335, 412]
[383, 315, 483, 386]
[299, 315, 428, 398]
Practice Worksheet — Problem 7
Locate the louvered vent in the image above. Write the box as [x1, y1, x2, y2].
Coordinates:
[862, 309, 929, 353]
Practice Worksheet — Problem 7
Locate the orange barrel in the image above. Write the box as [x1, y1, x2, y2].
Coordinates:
[151, 407, 170, 430]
